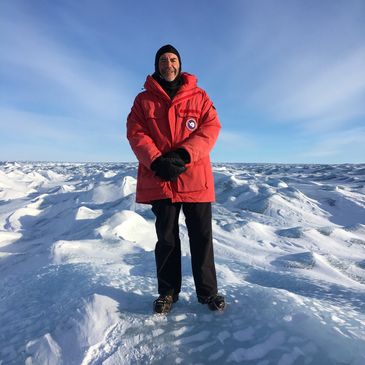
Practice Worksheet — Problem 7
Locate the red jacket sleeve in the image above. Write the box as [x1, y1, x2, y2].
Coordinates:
[179, 91, 221, 163]
[126, 95, 162, 169]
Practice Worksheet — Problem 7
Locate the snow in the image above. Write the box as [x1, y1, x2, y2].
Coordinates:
[1, 161, 365, 364]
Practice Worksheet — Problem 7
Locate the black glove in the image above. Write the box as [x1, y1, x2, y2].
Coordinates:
[165, 148, 191, 164]
[151, 154, 187, 181]
[176, 148, 191, 163]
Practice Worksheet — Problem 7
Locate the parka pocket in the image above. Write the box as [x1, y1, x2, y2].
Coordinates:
[144, 111, 170, 152]
[137, 165, 165, 191]
[176, 161, 207, 193]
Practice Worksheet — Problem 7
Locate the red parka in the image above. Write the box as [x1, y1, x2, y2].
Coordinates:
[127, 72, 221, 204]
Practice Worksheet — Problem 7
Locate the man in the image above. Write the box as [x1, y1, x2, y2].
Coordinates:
[127, 44, 225, 314]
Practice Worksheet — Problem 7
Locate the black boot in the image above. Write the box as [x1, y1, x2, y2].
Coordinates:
[153, 294, 179, 314]
[199, 294, 225, 311]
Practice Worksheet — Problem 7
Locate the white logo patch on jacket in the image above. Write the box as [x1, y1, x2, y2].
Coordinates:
[186, 118, 197, 131]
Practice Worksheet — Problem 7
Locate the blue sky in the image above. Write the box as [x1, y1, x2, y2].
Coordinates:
[1, 0, 364, 163]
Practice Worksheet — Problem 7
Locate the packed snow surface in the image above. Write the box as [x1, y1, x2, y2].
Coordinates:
[1, 162, 365, 364]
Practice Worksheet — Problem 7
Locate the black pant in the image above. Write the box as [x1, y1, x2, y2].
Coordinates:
[151, 199, 218, 300]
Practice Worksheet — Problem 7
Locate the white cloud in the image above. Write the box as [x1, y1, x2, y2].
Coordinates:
[218, 130, 257, 147]
[0, 18, 134, 121]
[224, 2, 365, 134]
[0, 107, 80, 141]
[247, 46, 365, 130]
[212, 130, 259, 162]
[300, 127, 365, 162]
[275, 48, 365, 120]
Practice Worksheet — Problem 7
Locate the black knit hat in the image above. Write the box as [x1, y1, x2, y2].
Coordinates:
[154, 44, 182, 75]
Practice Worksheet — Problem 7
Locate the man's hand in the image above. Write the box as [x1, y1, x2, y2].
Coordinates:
[151, 152, 187, 181]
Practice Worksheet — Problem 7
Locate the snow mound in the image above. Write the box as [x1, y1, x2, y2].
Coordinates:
[271, 251, 316, 269]
[97, 210, 154, 247]
[0, 170, 37, 200]
[7, 205, 43, 231]
[75, 206, 103, 220]
[25, 333, 62, 365]
[103, 171, 117, 178]
[25, 294, 119, 365]
[91, 182, 125, 204]
[76, 294, 120, 349]
[90, 176, 136, 204]
[0, 231, 22, 248]
[276, 226, 305, 238]
[242, 221, 274, 241]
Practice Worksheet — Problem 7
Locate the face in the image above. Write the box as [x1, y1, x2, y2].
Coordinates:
[158, 52, 180, 81]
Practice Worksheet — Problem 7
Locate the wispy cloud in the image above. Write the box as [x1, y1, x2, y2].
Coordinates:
[300, 127, 365, 162]
[0, 17, 134, 121]
[218, 130, 256, 146]
[0, 107, 81, 141]
[213, 130, 259, 162]
[251, 47, 365, 129]
[225, 1, 365, 134]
